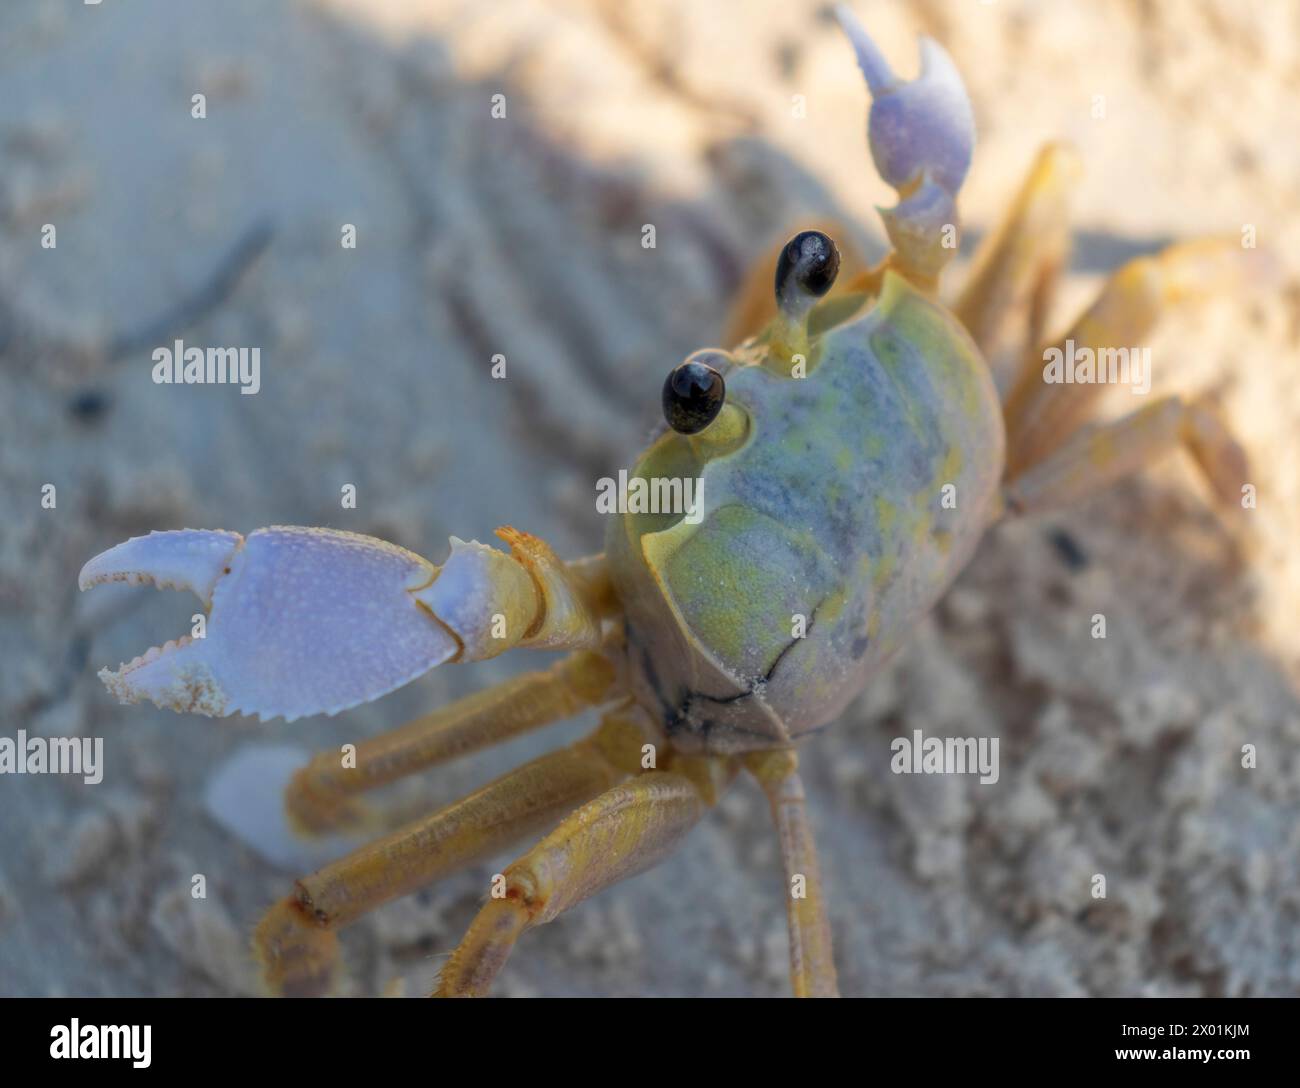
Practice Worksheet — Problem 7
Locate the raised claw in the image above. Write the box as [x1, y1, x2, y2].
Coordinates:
[80, 524, 603, 722]
[80, 527, 457, 721]
[835, 3, 975, 199]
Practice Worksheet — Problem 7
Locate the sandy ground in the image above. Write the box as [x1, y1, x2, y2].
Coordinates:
[1, 0, 1298, 997]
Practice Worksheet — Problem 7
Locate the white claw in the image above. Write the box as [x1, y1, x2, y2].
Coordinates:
[78, 529, 243, 605]
[81, 526, 458, 722]
[412, 537, 536, 662]
[836, 3, 975, 198]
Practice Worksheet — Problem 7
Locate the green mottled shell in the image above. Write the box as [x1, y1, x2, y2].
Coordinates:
[606, 273, 1004, 754]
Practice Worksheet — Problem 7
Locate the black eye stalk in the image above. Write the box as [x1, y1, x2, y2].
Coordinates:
[771, 230, 841, 368]
[663, 350, 727, 435]
[775, 230, 841, 315]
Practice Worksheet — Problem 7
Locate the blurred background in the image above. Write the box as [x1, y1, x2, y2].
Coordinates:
[1, 0, 1298, 997]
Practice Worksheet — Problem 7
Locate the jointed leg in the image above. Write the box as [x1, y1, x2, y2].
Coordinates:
[255, 709, 647, 997]
[285, 650, 619, 834]
[1002, 393, 1249, 516]
[745, 749, 839, 998]
[953, 142, 1081, 395]
[435, 766, 707, 997]
[1002, 238, 1253, 475]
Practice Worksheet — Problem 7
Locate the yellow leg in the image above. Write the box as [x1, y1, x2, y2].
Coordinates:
[1002, 394, 1249, 516]
[285, 650, 618, 834]
[254, 710, 647, 997]
[1003, 237, 1254, 476]
[745, 749, 839, 998]
[434, 769, 707, 997]
[953, 142, 1082, 395]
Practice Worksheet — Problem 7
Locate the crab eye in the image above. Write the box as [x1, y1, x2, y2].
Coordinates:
[775, 229, 841, 301]
[662, 353, 726, 435]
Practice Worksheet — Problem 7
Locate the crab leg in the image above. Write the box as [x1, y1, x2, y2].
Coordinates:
[953, 142, 1082, 395]
[79, 525, 610, 722]
[435, 767, 706, 997]
[1002, 393, 1250, 517]
[285, 650, 619, 835]
[745, 749, 839, 998]
[1002, 237, 1264, 476]
[255, 711, 645, 996]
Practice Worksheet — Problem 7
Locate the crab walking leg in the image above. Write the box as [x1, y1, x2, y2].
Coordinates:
[434, 771, 706, 997]
[744, 750, 839, 998]
[1002, 238, 1258, 476]
[255, 711, 648, 997]
[286, 650, 618, 834]
[1001, 394, 1250, 516]
[953, 142, 1082, 395]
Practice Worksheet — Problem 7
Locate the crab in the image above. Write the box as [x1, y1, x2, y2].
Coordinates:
[78, 7, 1252, 998]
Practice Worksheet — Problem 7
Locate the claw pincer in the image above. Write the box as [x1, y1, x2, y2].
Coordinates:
[79, 525, 601, 722]
[79, 528, 456, 720]
[835, 3, 974, 280]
